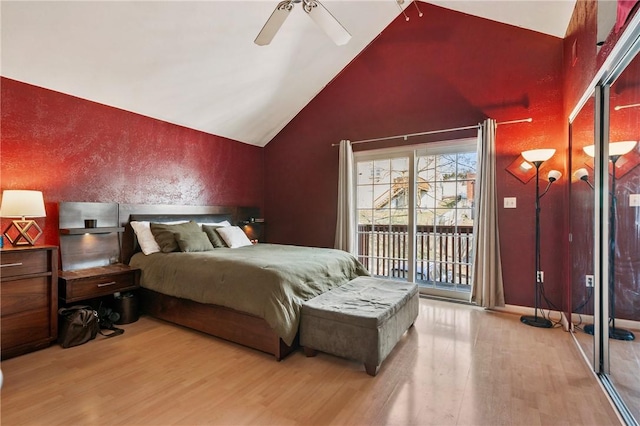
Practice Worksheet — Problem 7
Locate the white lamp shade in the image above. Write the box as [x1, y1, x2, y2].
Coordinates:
[0, 190, 46, 218]
[574, 168, 589, 180]
[610, 140, 637, 156]
[548, 170, 562, 181]
[522, 149, 556, 162]
[583, 145, 595, 157]
[583, 141, 637, 158]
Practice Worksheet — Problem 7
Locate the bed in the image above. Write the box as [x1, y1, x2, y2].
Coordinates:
[119, 204, 368, 360]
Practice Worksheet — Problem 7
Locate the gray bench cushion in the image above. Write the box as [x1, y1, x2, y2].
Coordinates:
[302, 276, 418, 328]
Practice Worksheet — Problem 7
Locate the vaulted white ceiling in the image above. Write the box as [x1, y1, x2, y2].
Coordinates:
[1, 1, 576, 147]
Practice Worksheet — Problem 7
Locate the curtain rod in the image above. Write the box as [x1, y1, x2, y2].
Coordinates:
[332, 117, 533, 146]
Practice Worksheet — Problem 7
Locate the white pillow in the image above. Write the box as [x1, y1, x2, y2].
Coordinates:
[130, 220, 188, 255]
[130, 221, 161, 255]
[215, 226, 253, 248]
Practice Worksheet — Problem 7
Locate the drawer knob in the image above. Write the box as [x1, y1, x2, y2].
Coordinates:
[0, 262, 23, 268]
[97, 281, 117, 288]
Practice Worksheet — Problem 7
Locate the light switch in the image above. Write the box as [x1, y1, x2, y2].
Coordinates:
[630, 194, 640, 207]
[504, 197, 517, 209]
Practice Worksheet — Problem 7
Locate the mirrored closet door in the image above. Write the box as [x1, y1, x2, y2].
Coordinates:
[603, 41, 640, 423]
[570, 19, 640, 425]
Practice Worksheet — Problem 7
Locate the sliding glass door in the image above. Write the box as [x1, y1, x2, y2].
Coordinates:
[356, 155, 411, 280]
[355, 139, 477, 300]
[415, 145, 476, 297]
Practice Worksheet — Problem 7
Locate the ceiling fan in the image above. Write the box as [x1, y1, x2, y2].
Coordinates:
[254, 0, 352, 46]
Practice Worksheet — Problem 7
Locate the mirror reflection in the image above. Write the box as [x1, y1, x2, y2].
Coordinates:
[607, 48, 640, 421]
[570, 94, 596, 369]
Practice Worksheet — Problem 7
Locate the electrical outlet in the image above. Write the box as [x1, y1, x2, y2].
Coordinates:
[504, 197, 517, 209]
[585, 275, 594, 287]
[630, 194, 640, 207]
[537, 271, 544, 283]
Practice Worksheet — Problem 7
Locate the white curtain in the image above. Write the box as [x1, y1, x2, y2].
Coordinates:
[471, 119, 505, 308]
[334, 139, 356, 254]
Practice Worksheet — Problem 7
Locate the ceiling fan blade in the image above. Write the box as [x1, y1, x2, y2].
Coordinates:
[303, 0, 352, 46]
[254, 1, 294, 46]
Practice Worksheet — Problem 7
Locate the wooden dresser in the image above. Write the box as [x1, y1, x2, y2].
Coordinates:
[1, 245, 58, 360]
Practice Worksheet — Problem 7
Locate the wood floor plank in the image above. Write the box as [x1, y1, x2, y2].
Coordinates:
[1, 298, 621, 425]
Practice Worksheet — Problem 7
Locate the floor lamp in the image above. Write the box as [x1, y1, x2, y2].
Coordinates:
[520, 149, 562, 328]
[580, 141, 637, 341]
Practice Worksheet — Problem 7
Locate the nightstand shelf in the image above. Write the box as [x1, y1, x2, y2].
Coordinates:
[60, 227, 124, 235]
[59, 263, 140, 304]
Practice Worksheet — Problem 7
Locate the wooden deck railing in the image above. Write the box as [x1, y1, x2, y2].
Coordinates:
[357, 224, 474, 288]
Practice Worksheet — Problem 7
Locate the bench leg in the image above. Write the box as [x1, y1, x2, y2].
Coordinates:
[364, 363, 380, 377]
[303, 347, 318, 357]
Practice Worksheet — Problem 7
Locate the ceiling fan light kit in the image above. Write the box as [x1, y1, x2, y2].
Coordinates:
[255, 0, 351, 46]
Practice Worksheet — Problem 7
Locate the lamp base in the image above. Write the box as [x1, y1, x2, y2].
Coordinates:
[583, 324, 635, 341]
[3, 219, 43, 246]
[520, 315, 552, 328]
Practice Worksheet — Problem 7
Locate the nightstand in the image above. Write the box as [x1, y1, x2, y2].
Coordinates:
[1, 245, 58, 360]
[58, 263, 140, 304]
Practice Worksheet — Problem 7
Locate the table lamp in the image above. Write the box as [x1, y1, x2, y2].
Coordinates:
[0, 190, 46, 246]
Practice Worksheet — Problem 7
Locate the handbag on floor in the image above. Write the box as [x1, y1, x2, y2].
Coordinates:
[58, 305, 99, 348]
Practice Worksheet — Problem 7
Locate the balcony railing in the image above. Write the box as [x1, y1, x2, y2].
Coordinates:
[357, 224, 474, 291]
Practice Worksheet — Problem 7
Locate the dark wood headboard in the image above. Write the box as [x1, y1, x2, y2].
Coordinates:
[118, 204, 259, 264]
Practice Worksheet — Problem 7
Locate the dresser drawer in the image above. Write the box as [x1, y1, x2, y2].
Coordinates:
[64, 272, 138, 301]
[0, 250, 49, 278]
[1, 307, 51, 351]
[1, 276, 50, 316]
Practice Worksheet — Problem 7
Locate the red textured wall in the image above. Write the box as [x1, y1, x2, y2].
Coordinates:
[1, 78, 264, 248]
[264, 3, 566, 309]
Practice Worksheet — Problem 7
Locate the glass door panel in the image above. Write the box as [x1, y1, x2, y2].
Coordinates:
[606, 47, 640, 422]
[416, 149, 476, 298]
[356, 157, 410, 279]
[570, 94, 597, 369]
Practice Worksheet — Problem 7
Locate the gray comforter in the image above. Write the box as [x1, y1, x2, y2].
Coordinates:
[130, 243, 369, 345]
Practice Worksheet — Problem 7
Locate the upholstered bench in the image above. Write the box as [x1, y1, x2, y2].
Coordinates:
[300, 276, 419, 376]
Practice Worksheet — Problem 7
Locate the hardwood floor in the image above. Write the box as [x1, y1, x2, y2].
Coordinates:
[574, 325, 640, 422]
[1, 298, 620, 425]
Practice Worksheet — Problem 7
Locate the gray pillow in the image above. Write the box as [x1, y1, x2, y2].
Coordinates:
[150, 221, 200, 252]
[175, 231, 214, 252]
[202, 224, 228, 248]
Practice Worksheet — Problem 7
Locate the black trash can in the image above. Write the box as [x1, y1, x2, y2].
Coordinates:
[113, 292, 139, 324]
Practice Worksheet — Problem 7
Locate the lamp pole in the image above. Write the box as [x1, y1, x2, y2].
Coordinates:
[583, 154, 635, 340]
[520, 161, 553, 328]
[608, 156, 634, 340]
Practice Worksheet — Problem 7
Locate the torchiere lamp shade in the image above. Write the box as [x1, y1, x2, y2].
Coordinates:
[0, 190, 46, 246]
